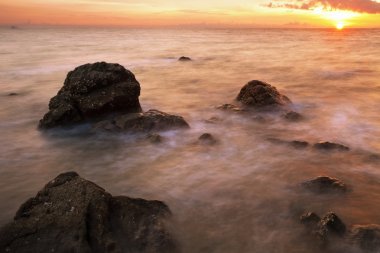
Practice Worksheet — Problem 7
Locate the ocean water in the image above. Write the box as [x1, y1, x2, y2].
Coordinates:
[1, 27, 380, 252]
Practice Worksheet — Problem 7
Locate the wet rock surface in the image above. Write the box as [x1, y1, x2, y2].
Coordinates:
[302, 176, 347, 194]
[39, 62, 142, 129]
[0, 172, 178, 253]
[236, 80, 291, 109]
[313, 142, 350, 152]
[94, 109, 190, 133]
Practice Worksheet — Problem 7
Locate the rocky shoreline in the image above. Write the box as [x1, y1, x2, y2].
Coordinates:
[1, 61, 379, 252]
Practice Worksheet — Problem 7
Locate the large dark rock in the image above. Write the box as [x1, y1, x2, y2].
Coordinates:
[236, 80, 291, 109]
[39, 62, 142, 129]
[0, 172, 178, 253]
[349, 224, 380, 252]
[301, 176, 347, 194]
[94, 109, 189, 133]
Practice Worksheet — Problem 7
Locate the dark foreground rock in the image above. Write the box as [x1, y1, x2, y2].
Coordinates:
[313, 142, 350, 152]
[0, 172, 178, 253]
[39, 62, 142, 129]
[178, 56, 192, 61]
[302, 176, 347, 194]
[94, 109, 189, 133]
[236, 80, 291, 109]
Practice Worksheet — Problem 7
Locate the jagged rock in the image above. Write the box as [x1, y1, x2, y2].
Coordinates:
[349, 224, 380, 252]
[0, 172, 178, 253]
[94, 109, 189, 133]
[147, 133, 163, 144]
[39, 62, 142, 129]
[198, 133, 217, 145]
[283, 111, 303, 122]
[313, 142, 350, 152]
[216, 104, 245, 112]
[236, 80, 291, 109]
[302, 176, 347, 194]
[178, 56, 192, 61]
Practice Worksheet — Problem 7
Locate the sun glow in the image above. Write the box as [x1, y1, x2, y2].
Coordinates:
[336, 22, 344, 30]
[312, 7, 359, 29]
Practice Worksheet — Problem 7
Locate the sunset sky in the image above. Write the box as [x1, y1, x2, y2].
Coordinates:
[0, 0, 379, 28]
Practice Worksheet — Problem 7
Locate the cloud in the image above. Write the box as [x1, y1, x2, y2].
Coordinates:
[265, 0, 380, 13]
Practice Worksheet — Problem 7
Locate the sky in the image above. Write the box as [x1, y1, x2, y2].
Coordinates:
[0, 0, 379, 28]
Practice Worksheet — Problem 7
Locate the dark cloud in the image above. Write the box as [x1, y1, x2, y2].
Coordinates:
[265, 0, 380, 14]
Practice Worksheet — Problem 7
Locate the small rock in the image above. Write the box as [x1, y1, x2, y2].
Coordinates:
[7, 92, 19, 96]
[216, 104, 245, 112]
[302, 176, 347, 194]
[178, 56, 192, 61]
[283, 111, 303, 122]
[236, 80, 291, 109]
[349, 224, 380, 252]
[198, 133, 217, 145]
[313, 142, 350, 152]
[147, 133, 163, 144]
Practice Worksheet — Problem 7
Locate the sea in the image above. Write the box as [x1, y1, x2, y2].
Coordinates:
[1, 26, 380, 253]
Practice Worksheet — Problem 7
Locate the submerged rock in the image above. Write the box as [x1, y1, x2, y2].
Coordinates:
[7, 92, 19, 96]
[283, 111, 303, 122]
[216, 103, 245, 112]
[302, 176, 347, 194]
[267, 138, 309, 149]
[313, 142, 350, 152]
[39, 62, 142, 129]
[147, 133, 163, 144]
[236, 80, 291, 109]
[0, 172, 177, 253]
[198, 133, 218, 145]
[178, 56, 192, 61]
[94, 109, 189, 133]
[348, 224, 380, 252]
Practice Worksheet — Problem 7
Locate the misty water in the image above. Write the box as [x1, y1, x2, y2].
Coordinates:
[1, 27, 380, 252]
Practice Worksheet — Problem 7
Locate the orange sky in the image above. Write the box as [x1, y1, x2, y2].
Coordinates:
[0, 0, 379, 28]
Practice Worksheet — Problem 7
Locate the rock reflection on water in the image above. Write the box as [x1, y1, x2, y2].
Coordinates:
[0, 27, 380, 253]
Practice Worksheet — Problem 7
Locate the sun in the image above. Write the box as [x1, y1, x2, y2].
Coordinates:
[336, 21, 344, 30]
